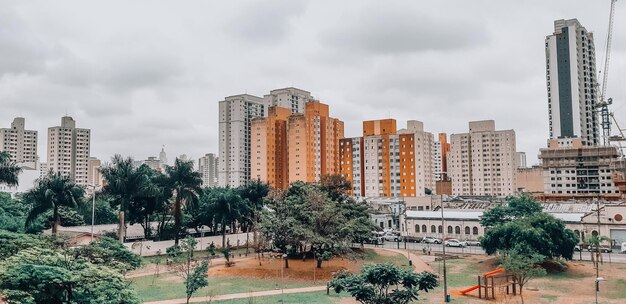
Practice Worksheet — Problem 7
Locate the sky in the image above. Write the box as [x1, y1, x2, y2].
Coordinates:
[1, 0, 625, 166]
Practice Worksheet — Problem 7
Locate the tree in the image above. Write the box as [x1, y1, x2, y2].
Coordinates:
[480, 194, 542, 227]
[127, 165, 172, 240]
[0, 192, 31, 232]
[329, 263, 438, 304]
[0, 247, 140, 304]
[237, 180, 269, 253]
[0, 151, 22, 186]
[319, 174, 351, 201]
[500, 245, 547, 304]
[23, 172, 85, 235]
[78, 197, 119, 226]
[481, 213, 578, 260]
[206, 188, 245, 248]
[0, 229, 55, 260]
[172, 237, 209, 304]
[166, 158, 203, 245]
[73, 237, 142, 273]
[101, 155, 150, 242]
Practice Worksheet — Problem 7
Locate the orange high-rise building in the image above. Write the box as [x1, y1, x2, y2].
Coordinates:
[340, 119, 434, 197]
[252, 101, 344, 189]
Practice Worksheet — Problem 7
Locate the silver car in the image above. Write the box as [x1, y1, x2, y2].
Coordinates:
[444, 239, 467, 247]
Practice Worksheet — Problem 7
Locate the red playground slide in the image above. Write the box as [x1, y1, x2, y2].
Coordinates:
[458, 268, 505, 294]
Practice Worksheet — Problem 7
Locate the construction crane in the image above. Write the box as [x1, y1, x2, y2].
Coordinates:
[596, 0, 618, 146]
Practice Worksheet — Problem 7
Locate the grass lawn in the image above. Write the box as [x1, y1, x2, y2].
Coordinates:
[130, 274, 317, 302]
[213, 291, 346, 304]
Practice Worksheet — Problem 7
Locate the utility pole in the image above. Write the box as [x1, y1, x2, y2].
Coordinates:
[91, 185, 96, 242]
[441, 200, 449, 302]
[595, 199, 601, 304]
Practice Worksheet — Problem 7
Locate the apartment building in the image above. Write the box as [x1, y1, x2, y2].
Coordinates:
[47, 116, 91, 186]
[198, 153, 219, 187]
[251, 100, 344, 188]
[87, 157, 103, 187]
[448, 120, 516, 196]
[546, 19, 600, 146]
[0, 117, 38, 169]
[340, 119, 434, 197]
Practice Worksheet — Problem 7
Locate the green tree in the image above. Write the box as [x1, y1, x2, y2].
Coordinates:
[0, 229, 55, 260]
[78, 197, 119, 225]
[101, 155, 150, 242]
[171, 237, 209, 304]
[237, 180, 269, 253]
[127, 165, 172, 240]
[0, 151, 22, 186]
[166, 158, 203, 245]
[481, 213, 578, 260]
[206, 188, 245, 248]
[319, 174, 351, 201]
[329, 263, 438, 304]
[480, 194, 542, 227]
[0, 247, 140, 304]
[500, 245, 547, 304]
[0, 192, 31, 232]
[23, 172, 85, 235]
[73, 237, 141, 273]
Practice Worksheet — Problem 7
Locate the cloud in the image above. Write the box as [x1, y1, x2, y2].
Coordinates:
[227, 0, 308, 44]
[319, 4, 489, 55]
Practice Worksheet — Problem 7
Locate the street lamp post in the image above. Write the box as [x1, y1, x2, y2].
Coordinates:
[441, 198, 449, 302]
[90, 184, 96, 242]
[402, 198, 412, 266]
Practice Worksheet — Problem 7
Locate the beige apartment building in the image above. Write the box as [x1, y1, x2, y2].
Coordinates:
[47, 116, 91, 186]
[448, 120, 516, 196]
[251, 100, 344, 189]
[1, 117, 38, 169]
[87, 157, 103, 187]
[339, 119, 434, 197]
[198, 153, 219, 187]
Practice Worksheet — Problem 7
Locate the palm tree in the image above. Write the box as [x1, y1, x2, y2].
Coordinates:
[101, 155, 148, 242]
[0, 152, 22, 186]
[24, 171, 85, 235]
[166, 158, 203, 246]
[210, 188, 245, 248]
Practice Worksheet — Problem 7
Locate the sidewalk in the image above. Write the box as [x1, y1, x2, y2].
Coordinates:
[144, 286, 328, 304]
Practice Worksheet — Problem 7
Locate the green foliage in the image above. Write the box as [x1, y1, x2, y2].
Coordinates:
[481, 212, 579, 260]
[73, 237, 141, 272]
[0, 229, 55, 260]
[185, 261, 209, 303]
[0, 247, 140, 304]
[480, 194, 542, 227]
[0, 151, 22, 186]
[78, 197, 119, 225]
[500, 244, 547, 303]
[166, 245, 183, 259]
[43, 206, 85, 228]
[329, 263, 438, 304]
[23, 171, 85, 234]
[166, 158, 203, 245]
[259, 181, 373, 268]
[0, 192, 32, 232]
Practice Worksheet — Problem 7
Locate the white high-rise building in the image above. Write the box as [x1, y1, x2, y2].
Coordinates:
[219, 94, 268, 187]
[47, 116, 91, 186]
[263, 87, 311, 114]
[198, 153, 218, 187]
[432, 141, 443, 182]
[516, 152, 527, 169]
[1, 117, 38, 169]
[448, 120, 517, 196]
[545, 19, 599, 146]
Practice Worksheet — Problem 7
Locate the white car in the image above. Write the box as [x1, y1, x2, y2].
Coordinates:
[383, 233, 401, 242]
[444, 239, 467, 248]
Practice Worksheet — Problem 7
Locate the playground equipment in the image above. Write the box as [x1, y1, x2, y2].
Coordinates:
[458, 268, 518, 300]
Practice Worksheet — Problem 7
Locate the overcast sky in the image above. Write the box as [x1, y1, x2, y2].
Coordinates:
[2, 0, 625, 166]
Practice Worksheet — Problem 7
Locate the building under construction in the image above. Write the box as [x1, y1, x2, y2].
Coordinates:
[538, 138, 626, 201]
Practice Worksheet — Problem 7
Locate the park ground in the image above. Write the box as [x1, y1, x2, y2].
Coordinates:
[128, 249, 626, 304]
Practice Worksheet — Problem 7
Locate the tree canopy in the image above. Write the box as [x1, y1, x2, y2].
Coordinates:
[0, 151, 22, 186]
[329, 263, 438, 304]
[480, 194, 542, 227]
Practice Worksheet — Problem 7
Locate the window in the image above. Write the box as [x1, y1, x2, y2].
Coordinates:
[455, 226, 461, 234]
[431, 225, 436, 233]
[422, 225, 427, 233]
[465, 227, 470, 235]
[472, 227, 479, 235]
[415, 225, 419, 232]
[447, 226, 453, 234]
[438, 225, 443, 234]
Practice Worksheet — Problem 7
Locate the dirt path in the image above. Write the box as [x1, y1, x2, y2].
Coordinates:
[374, 247, 434, 273]
[143, 285, 328, 304]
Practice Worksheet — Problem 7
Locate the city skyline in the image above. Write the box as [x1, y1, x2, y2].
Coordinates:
[2, 1, 625, 165]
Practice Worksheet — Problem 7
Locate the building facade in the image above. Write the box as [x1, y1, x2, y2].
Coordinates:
[47, 116, 91, 186]
[251, 101, 344, 188]
[198, 153, 219, 187]
[448, 120, 517, 196]
[87, 157, 103, 187]
[546, 19, 599, 146]
[340, 119, 434, 197]
[1, 117, 38, 169]
[539, 138, 625, 199]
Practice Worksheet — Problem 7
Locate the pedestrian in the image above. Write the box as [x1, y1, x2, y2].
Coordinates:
[428, 247, 431, 256]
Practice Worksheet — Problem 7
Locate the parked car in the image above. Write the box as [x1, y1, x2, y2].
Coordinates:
[363, 236, 384, 245]
[621, 242, 626, 254]
[383, 233, 401, 242]
[444, 239, 467, 248]
[587, 246, 612, 253]
[403, 236, 423, 243]
[465, 240, 481, 247]
[423, 236, 442, 244]
[574, 245, 582, 251]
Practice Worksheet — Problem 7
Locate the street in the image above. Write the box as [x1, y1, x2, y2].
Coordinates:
[363, 241, 626, 263]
